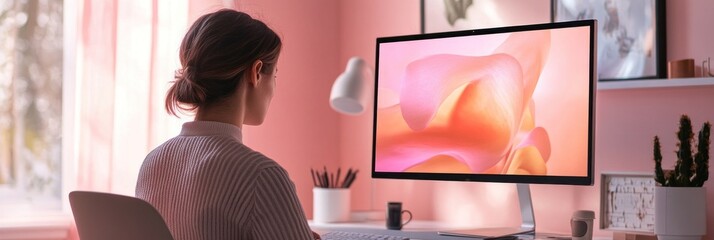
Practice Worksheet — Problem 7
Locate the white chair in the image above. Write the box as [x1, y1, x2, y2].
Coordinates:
[69, 191, 174, 240]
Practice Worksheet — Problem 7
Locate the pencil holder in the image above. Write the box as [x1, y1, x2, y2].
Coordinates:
[313, 187, 350, 223]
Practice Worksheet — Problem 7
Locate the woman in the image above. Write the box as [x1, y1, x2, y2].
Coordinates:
[136, 9, 317, 240]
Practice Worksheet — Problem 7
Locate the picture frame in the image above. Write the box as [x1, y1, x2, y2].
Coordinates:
[552, 0, 667, 81]
[421, 0, 551, 34]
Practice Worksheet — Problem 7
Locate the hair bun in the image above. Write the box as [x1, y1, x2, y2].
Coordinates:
[172, 67, 207, 106]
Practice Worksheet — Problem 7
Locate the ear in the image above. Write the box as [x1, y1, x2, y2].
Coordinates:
[249, 60, 264, 87]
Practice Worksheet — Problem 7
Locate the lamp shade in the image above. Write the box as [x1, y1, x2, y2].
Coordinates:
[330, 57, 373, 115]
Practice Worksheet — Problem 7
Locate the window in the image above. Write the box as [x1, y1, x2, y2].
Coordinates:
[0, 0, 63, 213]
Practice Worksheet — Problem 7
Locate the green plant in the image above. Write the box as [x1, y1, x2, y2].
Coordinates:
[653, 115, 710, 187]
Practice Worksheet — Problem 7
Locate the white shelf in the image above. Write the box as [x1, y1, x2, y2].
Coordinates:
[597, 77, 714, 90]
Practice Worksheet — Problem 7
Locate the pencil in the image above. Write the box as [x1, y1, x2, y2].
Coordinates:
[322, 170, 329, 188]
[345, 169, 359, 188]
[310, 168, 318, 187]
[330, 173, 335, 188]
[341, 168, 353, 188]
[318, 169, 324, 188]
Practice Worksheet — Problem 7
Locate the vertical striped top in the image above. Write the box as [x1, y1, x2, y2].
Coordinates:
[136, 121, 313, 240]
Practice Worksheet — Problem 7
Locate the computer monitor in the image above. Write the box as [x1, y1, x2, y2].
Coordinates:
[371, 20, 596, 238]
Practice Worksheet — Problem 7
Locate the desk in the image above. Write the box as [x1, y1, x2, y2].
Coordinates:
[309, 220, 586, 240]
[310, 220, 455, 232]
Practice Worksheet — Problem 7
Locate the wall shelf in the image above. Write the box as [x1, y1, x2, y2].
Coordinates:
[597, 77, 714, 90]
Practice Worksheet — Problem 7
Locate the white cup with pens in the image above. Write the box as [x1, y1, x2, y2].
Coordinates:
[312, 167, 358, 223]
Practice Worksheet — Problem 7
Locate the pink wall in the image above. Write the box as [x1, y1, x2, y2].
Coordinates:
[667, 0, 714, 77]
[333, 0, 714, 238]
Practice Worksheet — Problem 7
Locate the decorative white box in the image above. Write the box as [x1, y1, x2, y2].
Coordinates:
[599, 172, 656, 233]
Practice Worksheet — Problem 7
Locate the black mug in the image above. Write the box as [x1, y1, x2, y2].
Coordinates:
[386, 202, 412, 230]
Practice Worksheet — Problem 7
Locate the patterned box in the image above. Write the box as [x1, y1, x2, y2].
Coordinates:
[600, 172, 656, 233]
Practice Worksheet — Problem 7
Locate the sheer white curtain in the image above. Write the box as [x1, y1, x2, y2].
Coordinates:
[62, 1, 234, 238]
[69, 0, 241, 195]
[68, 0, 233, 196]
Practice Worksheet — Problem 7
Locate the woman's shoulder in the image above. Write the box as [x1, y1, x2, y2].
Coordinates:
[195, 137, 283, 171]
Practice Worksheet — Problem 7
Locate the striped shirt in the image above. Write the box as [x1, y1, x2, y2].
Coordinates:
[136, 121, 313, 240]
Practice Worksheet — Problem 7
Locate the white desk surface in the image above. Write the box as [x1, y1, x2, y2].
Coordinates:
[309, 220, 610, 240]
[310, 220, 454, 231]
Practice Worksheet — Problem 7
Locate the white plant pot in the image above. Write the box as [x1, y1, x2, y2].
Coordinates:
[654, 186, 707, 240]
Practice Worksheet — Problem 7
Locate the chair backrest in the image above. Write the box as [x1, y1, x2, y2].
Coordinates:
[69, 191, 174, 240]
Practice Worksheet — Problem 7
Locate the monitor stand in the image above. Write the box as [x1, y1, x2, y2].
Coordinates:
[437, 184, 536, 239]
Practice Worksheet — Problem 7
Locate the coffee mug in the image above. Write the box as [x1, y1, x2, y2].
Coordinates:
[571, 210, 595, 240]
[386, 202, 412, 230]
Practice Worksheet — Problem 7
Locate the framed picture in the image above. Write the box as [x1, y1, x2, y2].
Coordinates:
[421, 0, 551, 34]
[552, 0, 667, 81]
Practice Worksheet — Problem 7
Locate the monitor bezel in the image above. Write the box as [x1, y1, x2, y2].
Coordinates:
[371, 20, 597, 186]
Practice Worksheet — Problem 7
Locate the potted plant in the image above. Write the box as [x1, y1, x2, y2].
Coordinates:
[653, 115, 710, 240]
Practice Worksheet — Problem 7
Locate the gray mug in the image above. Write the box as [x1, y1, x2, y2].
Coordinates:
[571, 210, 595, 240]
[386, 202, 412, 230]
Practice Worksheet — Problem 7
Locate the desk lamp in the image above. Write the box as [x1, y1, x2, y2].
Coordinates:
[330, 57, 373, 115]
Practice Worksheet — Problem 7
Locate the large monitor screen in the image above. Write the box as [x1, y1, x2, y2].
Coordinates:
[372, 20, 596, 185]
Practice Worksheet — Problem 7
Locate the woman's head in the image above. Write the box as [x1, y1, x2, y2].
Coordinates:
[166, 9, 282, 124]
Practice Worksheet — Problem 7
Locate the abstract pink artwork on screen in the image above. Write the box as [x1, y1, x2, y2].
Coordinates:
[375, 27, 590, 176]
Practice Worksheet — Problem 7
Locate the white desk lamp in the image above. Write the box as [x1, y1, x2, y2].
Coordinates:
[330, 57, 373, 115]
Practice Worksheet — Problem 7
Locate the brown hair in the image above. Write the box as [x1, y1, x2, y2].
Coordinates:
[166, 9, 282, 116]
